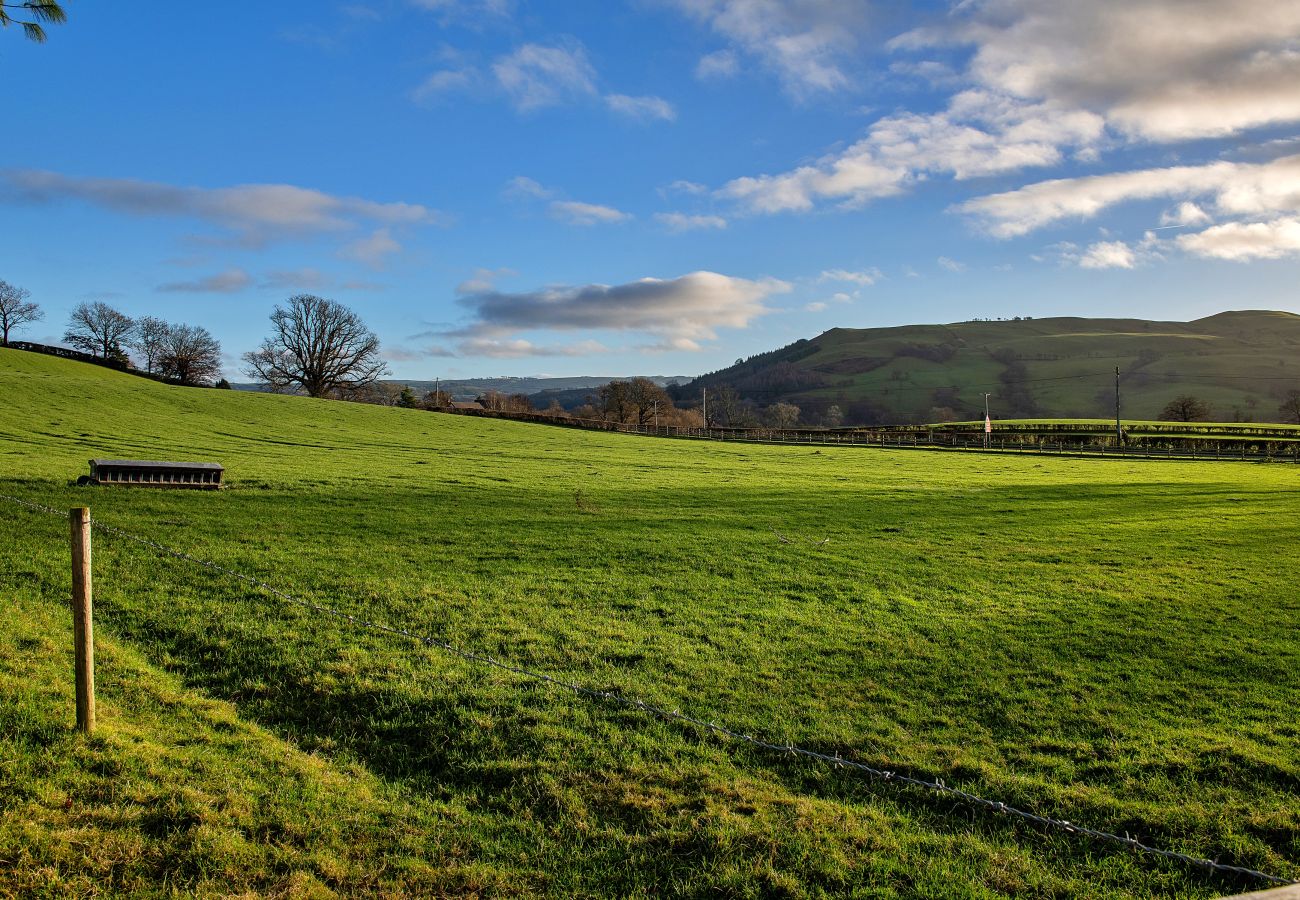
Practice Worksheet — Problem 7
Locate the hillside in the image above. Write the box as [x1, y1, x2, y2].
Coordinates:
[687, 310, 1300, 425]
[1, 347, 1297, 897]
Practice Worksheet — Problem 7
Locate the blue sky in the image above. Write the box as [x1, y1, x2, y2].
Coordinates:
[5, 0, 1300, 379]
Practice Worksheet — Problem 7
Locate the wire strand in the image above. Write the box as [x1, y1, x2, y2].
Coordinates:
[1, 491, 1293, 887]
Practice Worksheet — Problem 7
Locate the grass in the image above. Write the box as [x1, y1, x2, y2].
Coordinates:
[2, 347, 1298, 898]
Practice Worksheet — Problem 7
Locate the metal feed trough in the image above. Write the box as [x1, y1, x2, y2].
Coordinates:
[86, 458, 224, 489]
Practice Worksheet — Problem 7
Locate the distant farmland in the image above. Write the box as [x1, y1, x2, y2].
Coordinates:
[688, 309, 1300, 424]
[2, 347, 1297, 898]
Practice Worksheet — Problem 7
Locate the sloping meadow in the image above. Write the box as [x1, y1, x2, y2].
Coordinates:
[2, 348, 1297, 897]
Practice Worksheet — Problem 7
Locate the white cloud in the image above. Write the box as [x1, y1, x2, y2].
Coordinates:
[492, 42, 597, 112]
[937, 256, 966, 273]
[654, 212, 727, 232]
[901, 0, 1300, 142]
[548, 200, 632, 226]
[501, 175, 555, 201]
[605, 93, 677, 122]
[667, 0, 871, 98]
[1077, 240, 1137, 269]
[1177, 217, 1300, 261]
[452, 270, 789, 349]
[819, 267, 881, 286]
[412, 67, 479, 104]
[156, 268, 253, 293]
[805, 301, 828, 312]
[695, 48, 739, 80]
[718, 92, 1104, 214]
[665, 179, 708, 195]
[341, 227, 402, 268]
[0, 169, 437, 244]
[958, 154, 1300, 237]
[1160, 201, 1212, 227]
[455, 266, 516, 295]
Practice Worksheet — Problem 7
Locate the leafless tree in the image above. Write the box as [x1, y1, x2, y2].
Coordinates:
[1278, 389, 1300, 425]
[627, 377, 673, 425]
[763, 401, 801, 429]
[241, 294, 388, 397]
[0, 279, 42, 345]
[159, 324, 223, 386]
[1158, 395, 1211, 422]
[64, 301, 135, 359]
[1, 0, 65, 42]
[129, 315, 171, 374]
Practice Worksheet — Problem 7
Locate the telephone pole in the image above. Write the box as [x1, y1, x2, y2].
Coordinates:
[702, 387, 708, 427]
[982, 392, 992, 450]
[1115, 367, 1122, 445]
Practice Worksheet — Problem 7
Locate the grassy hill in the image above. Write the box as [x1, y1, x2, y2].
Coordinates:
[1, 347, 1297, 897]
[689, 310, 1300, 424]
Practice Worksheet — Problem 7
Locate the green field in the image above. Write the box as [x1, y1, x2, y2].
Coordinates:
[2, 347, 1298, 898]
[694, 310, 1300, 424]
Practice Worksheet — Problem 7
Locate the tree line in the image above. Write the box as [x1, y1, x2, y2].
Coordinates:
[6, 276, 1300, 425]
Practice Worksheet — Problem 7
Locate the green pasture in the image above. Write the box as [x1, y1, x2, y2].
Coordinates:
[2, 348, 1298, 898]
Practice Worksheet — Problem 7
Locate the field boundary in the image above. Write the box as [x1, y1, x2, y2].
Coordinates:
[437, 407, 1300, 463]
[4, 490, 1295, 889]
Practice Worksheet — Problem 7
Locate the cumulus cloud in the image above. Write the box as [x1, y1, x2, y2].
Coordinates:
[1178, 217, 1300, 261]
[452, 270, 789, 351]
[695, 48, 739, 80]
[805, 301, 828, 312]
[455, 266, 516, 295]
[667, 0, 871, 97]
[548, 200, 632, 226]
[900, 0, 1300, 142]
[958, 154, 1300, 237]
[501, 175, 555, 201]
[937, 256, 967, 273]
[664, 179, 708, 195]
[717, 1, 1300, 220]
[654, 212, 727, 232]
[1160, 201, 1212, 227]
[156, 268, 253, 294]
[819, 267, 881, 286]
[719, 92, 1103, 214]
[1077, 240, 1137, 269]
[492, 42, 597, 112]
[0, 169, 436, 245]
[605, 93, 677, 122]
[341, 227, 402, 267]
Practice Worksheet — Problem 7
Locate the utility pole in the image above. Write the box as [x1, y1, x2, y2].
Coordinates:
[982, 392, 992, 450]
[702, 387, 708, 427]
[653, 399, 658, 429]
[1114, 366, 1122, 445]
[435, 376, 440, 406]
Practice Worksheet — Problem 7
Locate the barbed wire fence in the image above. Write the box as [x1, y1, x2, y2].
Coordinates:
[2, 490, 1295, 888]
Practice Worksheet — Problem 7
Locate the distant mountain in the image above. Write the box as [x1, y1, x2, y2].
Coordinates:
[680, 311, 1300, 425]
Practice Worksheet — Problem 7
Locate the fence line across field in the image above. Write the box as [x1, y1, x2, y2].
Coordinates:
[440, 408, 1300, 464]
[2, 491, 1294, 889]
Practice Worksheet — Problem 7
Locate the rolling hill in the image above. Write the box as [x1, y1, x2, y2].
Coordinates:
[685, 310, 1300, 425]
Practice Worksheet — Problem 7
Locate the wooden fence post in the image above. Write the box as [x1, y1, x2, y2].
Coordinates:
[69, 507, 95, 734]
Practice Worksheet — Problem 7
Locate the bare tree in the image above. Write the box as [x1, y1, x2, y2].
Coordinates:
[159, 324, 223, 386]
[64, 301, 135, 359]
[0, 279, 43, 345]
[1278, 389, 1300, 425]
[627, 377, 673, 425]
[241, 294, 388, 397]
[1158, 395, 1211, 422]
[130, 315, 171, 374]
[0, 0, 65, 42]
[763, 401, 801, 429]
